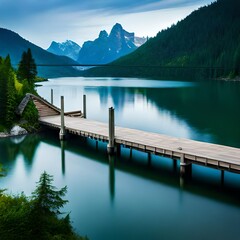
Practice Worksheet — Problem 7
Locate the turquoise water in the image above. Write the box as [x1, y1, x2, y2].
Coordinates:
[1, 77, 240, 240]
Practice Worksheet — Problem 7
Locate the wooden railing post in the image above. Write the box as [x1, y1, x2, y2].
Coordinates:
[59, 96, 66, 140]
[107, 107, 116, 154]
[83, 94, 86, 119]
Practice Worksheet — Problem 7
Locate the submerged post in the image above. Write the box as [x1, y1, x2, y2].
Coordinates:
[83, 94, 86, 119]
[107, 107, 116, 155]
[180, 154, 192, 179]
[108, 154, 115, 202]
[148, 152, 152, 167]
[130, 148, 133, 159]
[59, 96, 66, 140]
[60, 140, 66, 175]
[51, 89, 53, 105]
[221, 170, 225, 186]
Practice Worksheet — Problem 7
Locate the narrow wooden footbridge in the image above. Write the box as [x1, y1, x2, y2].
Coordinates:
[17, 93, 240, 176]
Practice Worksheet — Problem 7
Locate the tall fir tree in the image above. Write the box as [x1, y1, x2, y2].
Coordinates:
[30, 171, 69, 238]
[0, 55, 12, 126]
[31, 171, 68, 215]
[17, 48, 37, 87]
[5, 70, 17, 127]
[0, 58, 5, 125]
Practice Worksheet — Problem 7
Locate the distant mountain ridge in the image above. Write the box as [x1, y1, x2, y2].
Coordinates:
[85, 0, 240, 79]
[47, 40, 81, 61]
[77, 23, 147, 64]
[0, 28, 80, 78]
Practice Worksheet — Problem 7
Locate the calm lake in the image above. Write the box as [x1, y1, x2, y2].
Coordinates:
[1, 77, 240, 240]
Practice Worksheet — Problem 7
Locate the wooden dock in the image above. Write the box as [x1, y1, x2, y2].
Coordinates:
[20, 93, 240, 176]
[39, 114, 240, 174]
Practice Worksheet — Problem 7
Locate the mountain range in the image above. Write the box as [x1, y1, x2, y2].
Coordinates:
[1, 0, 239, 80]
[85, 0, 240, 79]
[47, 23, 147, 64]
[0, 28, 80, 78]
[0, 23, 146, 78]
[47, 40, 81, 61]
[77, 23, 147, 64]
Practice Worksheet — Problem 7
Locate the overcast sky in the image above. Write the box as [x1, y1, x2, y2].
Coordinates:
[0, 0, 214, 49]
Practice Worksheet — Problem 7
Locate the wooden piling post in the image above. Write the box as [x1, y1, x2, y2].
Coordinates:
[51, 89, 53, 105]
[180, 154, 192, 178]
[130, 148, 133, 159]
[107, 107, 116, 155]
[173, 158, 177, 172]
[148, 152, 152, 167]
[83, 94, 86, 119]
[61, 140, 65, 175]
[221, 170, 225, 186]
[59, 96, 66, 140]
[108, 154, 115, 201]
[116, 144, 121, 156]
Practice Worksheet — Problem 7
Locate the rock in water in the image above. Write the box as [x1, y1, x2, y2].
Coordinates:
[10, 125, 28, 136]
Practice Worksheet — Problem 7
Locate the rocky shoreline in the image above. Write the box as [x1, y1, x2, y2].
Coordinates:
[0, 132, 10, 138]
[218, 76, 240, 81]
[0, 125, 28, 138]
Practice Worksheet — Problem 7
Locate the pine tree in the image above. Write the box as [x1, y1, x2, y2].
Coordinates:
[17, 48, 37, 87]
[0, 59, 6, 124]
[30, 171, 69, 238]
[0, 55, 12, 126]
[31, 171, 68, 215]
[5, 70, 17, 127]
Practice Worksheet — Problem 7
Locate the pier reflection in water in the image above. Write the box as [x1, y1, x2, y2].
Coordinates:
[1, 129, 240, 240]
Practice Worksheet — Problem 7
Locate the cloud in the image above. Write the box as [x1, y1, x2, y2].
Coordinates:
[0, 0, 213, 18]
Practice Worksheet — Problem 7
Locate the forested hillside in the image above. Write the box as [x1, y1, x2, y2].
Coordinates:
[0, 51, 39, 132]
[0, 28, 81, 78]
[85, 0, 240, 79]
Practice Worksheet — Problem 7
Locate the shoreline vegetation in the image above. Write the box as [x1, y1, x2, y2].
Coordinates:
[0, 171, 88, 240]
[0, 49, 43, 136]
[0, 51, 89, 239]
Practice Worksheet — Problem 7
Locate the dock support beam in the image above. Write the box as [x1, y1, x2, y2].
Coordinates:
[83, 94, 86, 119]
[173, 158, 177, 172]
[148, 152, 152, 167]
[129, 148, 133, 159]
[107, 107, 116, 155]
[116, 144, 121, 156]
[51, 89, 53, 105]
[221, 170, 225, 186]
[59, 96, 66, 140]
[180, 154, 192, 178]
[60, 140, 66, 175]
[108, 155, 115, 202]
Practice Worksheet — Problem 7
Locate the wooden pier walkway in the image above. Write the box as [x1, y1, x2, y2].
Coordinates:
[39, 115, 240, 173]
[19, 93, 240, 175]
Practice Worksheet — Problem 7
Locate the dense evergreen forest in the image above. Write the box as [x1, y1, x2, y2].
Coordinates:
[0, 49, 39, 132]
[84, 0, 240, 80]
